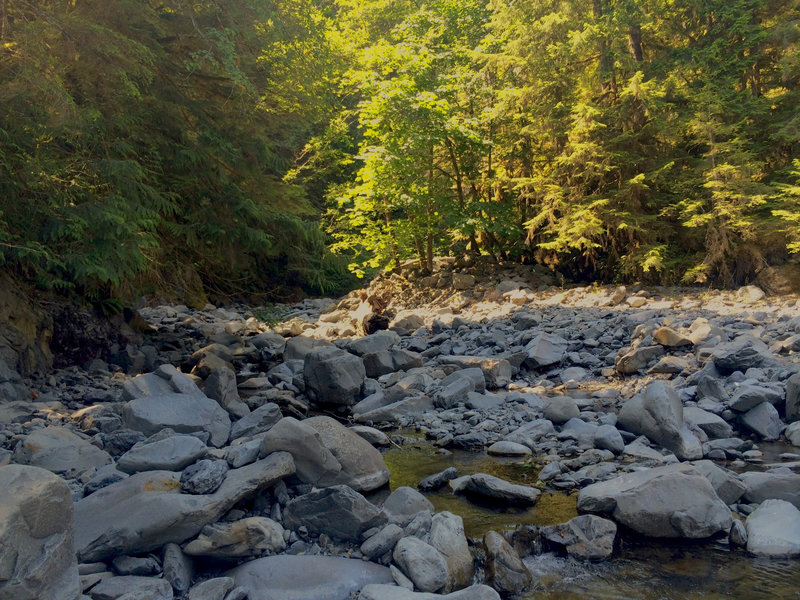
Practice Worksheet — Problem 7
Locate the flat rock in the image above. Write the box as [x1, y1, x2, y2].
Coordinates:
[462, 473, 540, 506]
[75, 452, 295, 562]
[117, 435, 207, 474]
[184, 517, 285, 558]
[577, 463, 731, 538]
[228, 555, 393, 600]
[746, 499, 800, 557]
[354, 395, 435, 424]
[122, 364, 201, 401]
[229, 403, 281, 441]
[358, 584, 500, 600]
[438, 356, 512, 389]
[87, 575, 172, 600]
[487, 441, 532, 457]
[123, 393, 231, 448]
[0, 465, 80, 600]
[13, 426, 112, 476]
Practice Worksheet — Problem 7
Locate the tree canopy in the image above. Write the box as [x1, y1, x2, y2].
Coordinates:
[1, 0, 798, 303]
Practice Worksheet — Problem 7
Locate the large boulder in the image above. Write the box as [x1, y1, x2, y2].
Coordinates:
[0, 465, 80, 600]
[358, 584, 500, 600]
[304, 347, 366, 406]
[283, 485, 387, 543]
[228, 555, 393, 600]
[578, 463, 731, 538]
[304, 416, 390, 492]
[259, 417, 342, 488]
[617, 381, 702, 460]
[75, 452, 295, 561]
[739, 402, 782, 440]
[740, 471, 800, 508]
[746, 499, 800, 557]
[462, 473, 540, 506]
[13, 426, 112, 477]
[123, 392, 231, 448]
[540, 514, 617, 561]
[122, 364, 201, 400]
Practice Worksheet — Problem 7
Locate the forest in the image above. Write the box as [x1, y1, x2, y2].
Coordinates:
[1, 0, 799, 303]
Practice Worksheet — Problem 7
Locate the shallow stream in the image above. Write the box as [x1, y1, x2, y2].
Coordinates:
[381, 439, 800, 599]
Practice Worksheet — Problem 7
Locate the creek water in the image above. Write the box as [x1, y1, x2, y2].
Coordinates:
[380, 438, 800, 600]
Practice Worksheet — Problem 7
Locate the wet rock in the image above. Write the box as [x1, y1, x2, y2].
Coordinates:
[483, 530, 531, 596]
[228, 555, 393, 600]
[283, 485, 387, 542]
[123, 393, 231, 448]
[13, 426, 112, 477]
[184, 517, 285, 558]
[393, 536, 449, 593]
[117, 434, 207, 474]
[75, 452, 295, 562]
[617, 381, 702, 460]
[462, 473, 541, 506]
[0, 465, 80, 600]
[577, 463, 731, 538]
[305, 415, 390, 492]
[303, 347, 366, 406]
[746, 499, 800, 557]
[540, 514, 617, 561]
[180, 459, 229, 495]
[419, 467, 458, 492]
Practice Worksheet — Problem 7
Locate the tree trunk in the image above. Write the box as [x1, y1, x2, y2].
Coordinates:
[628, 23, 643, 63]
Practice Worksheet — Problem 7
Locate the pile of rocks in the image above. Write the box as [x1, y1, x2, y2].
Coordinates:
[2, 262, 800, 599]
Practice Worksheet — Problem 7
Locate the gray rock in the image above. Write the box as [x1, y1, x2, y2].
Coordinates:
[440, 368, 486, 394]
[88, 575, 172, 600]
[205, 367, 250, 419]
[229, 403, 282, 441]
[418, 467, 458, 492]
[729, 384, 784, 412]
[304, 347, 366, 406]
[617, 381, 702, 460]
[393, 536, 449, 593]
[729, 520, 747, 548]
[358, 584, 500, 600]
[786, 421, 800, 447]
[487, 441, 532, 457]
[653, 327, 692, 347]
[227, 555, 393, 600]
[577, 463, 731, 538]
[117, 435, 207, 474]
[740, 471, 800, 508]
[354, 395, 435, 424]
[224, 437, 262, 468]
[540, 514, 617, 560]
[709, 335, 773, 373]
[746, 499, 800, 557]
[162, 543, 193, 594]
[13, 426, 112, 476]
[305, 416, 390, 492]
[504, 419, 555, 449]
[180, 459, 229, 495]
[683, 406, 733, 440]
[383, 487, 434, 525]
[75, 452, 295, 562]
[0, 465, 80, 600]
[347, 331, 401, 356]
[184, 517, 285, 558]
[438, 356, 512, 389]
[594, 425, 625, 454]
[462, 473, 540, 506]
[524, 333, 568, 368]
[260, 417, 341, 487]
[187, 577, 234, 600]
[123, 393, 231, 448]
[787, 372, 800, 422]
[740, 402, 782, 440]
[616, 345, 665, 374]
[349, 425, 390, 447]
[361, 524, 405, 560]
[363, 349, 424, 378]
[111, 556, 161, 576]
[122, 364, 201, 401]
[283, 485, 387, 542]
[542, 397, 579, 424]
[690, 460, 746, 505]
[429, 512, 473, 591]
[483, 530, 531, 596]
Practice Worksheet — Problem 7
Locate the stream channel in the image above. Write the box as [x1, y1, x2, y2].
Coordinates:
[380, 437, 800, 599]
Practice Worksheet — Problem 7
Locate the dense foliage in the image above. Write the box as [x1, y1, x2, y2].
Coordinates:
[1, 0, 799, 301]
[322, 0, 800, 285]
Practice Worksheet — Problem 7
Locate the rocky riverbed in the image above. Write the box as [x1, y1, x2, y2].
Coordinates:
[2, 261, 800, 600]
